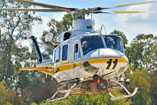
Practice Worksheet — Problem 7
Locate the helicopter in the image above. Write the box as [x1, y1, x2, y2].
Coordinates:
[1, 0, 157, 102]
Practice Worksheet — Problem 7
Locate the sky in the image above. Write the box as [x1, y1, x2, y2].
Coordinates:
[31, 0, 157, 44]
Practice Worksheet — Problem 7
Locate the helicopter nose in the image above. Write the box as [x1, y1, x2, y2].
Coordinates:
[82, 48, 128, 74]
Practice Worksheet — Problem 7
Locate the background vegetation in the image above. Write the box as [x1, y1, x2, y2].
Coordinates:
[0, 0, 156, 105]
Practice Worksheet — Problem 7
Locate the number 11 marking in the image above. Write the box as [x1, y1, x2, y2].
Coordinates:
[106, 59, 118, 69]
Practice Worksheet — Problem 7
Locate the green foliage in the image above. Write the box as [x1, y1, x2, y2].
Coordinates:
[0, 80, 20, 105]
[125, 68, 152, 105]
[0, 0, 44, 104]
[31, 102, 38, 105]
[126, 34, 157, 70]
[36, 93, 131, 105]
[0, 0, 41, 88]
[149, 71, 157, 105]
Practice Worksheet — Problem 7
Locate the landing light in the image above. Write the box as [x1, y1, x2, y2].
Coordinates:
[96, 79, 101, 84]
[80, 78, 84, 81]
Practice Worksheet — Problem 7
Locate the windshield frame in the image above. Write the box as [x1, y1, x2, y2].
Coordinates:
[81, 35, 105, 55]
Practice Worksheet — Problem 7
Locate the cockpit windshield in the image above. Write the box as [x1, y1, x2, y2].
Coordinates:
[104, 35, 125, 53]
[81, 36, 104, 55]
[81, 35, 125, 55]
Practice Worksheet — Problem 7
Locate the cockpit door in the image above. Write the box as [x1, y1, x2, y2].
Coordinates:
[73, 40, 82, 68]
[74, 42, 82, 60]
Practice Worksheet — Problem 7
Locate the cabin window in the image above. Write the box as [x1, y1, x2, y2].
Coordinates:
[74, 44, 81, 60]
[62, 45, 68, 61]
[64, 32, 71, 41]
[55, 47, 60, 62]
[87, 26, 92, 29]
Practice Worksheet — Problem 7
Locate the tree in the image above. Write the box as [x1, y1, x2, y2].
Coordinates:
[126, 34, 157, 70]
[149, 71, 157, 105]
[0, 0, 41, 87]
[125, 68, 151, 105]
[0, 0, 46, 104]
[0, 80, 18, 105]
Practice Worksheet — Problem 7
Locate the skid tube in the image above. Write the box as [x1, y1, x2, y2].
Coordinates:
[47, 83, 77, 102]
[108, 80, 138, 100]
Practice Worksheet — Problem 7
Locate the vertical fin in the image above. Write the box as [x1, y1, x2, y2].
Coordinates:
[30, 36, 43, 63]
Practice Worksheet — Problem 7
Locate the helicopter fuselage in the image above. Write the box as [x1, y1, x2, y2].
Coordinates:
[51, 34, 128, 82]
[38, 19, 128, 83]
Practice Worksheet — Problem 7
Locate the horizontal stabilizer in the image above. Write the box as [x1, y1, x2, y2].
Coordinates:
[19, 67, 53, 75]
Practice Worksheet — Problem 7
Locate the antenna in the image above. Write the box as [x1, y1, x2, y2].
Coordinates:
[100, 24, 107, 35]
[91, 13, 93, 20]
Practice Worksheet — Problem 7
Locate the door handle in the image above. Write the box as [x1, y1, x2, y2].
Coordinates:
[73, 63, 76, 68]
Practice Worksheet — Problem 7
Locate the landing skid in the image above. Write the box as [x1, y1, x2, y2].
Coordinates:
[108, 80, 138, 100]
[47, 79, 138, 102]
[47, 83, 76, 102]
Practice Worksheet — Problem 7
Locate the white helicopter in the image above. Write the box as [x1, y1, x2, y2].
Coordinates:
[1, 0, 157, 102]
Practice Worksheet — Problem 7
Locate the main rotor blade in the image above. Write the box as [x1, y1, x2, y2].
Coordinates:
[113, 11, 157, 14]
[12, 0, 76, 11]
[95, 1, 157, 10]
[94, 11, 156, 14]
[112, 11, 145, 14]
[0, 8, 67, 12]
[114, 1, 157, 8]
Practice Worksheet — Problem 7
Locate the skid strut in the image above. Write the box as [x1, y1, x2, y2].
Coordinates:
[48, 83, 76, 102]
[109, 80, 138, 100]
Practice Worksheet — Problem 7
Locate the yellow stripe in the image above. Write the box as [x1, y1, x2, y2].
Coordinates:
[20, 57, 128, 75]
[76, 62, 82, 67]
[88, 59, 128, 64]
[118, 59, 128, 63]
[20, 67, 53, 70]
[57, 58, 128, 72]
[57, 56, 126, 66]
[59, 64, 73, 71]
[19, 67, 53, 75]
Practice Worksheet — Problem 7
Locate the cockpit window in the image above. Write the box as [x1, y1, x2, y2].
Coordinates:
[81, 36, 104, 55]
[104, 35, 125, 53]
